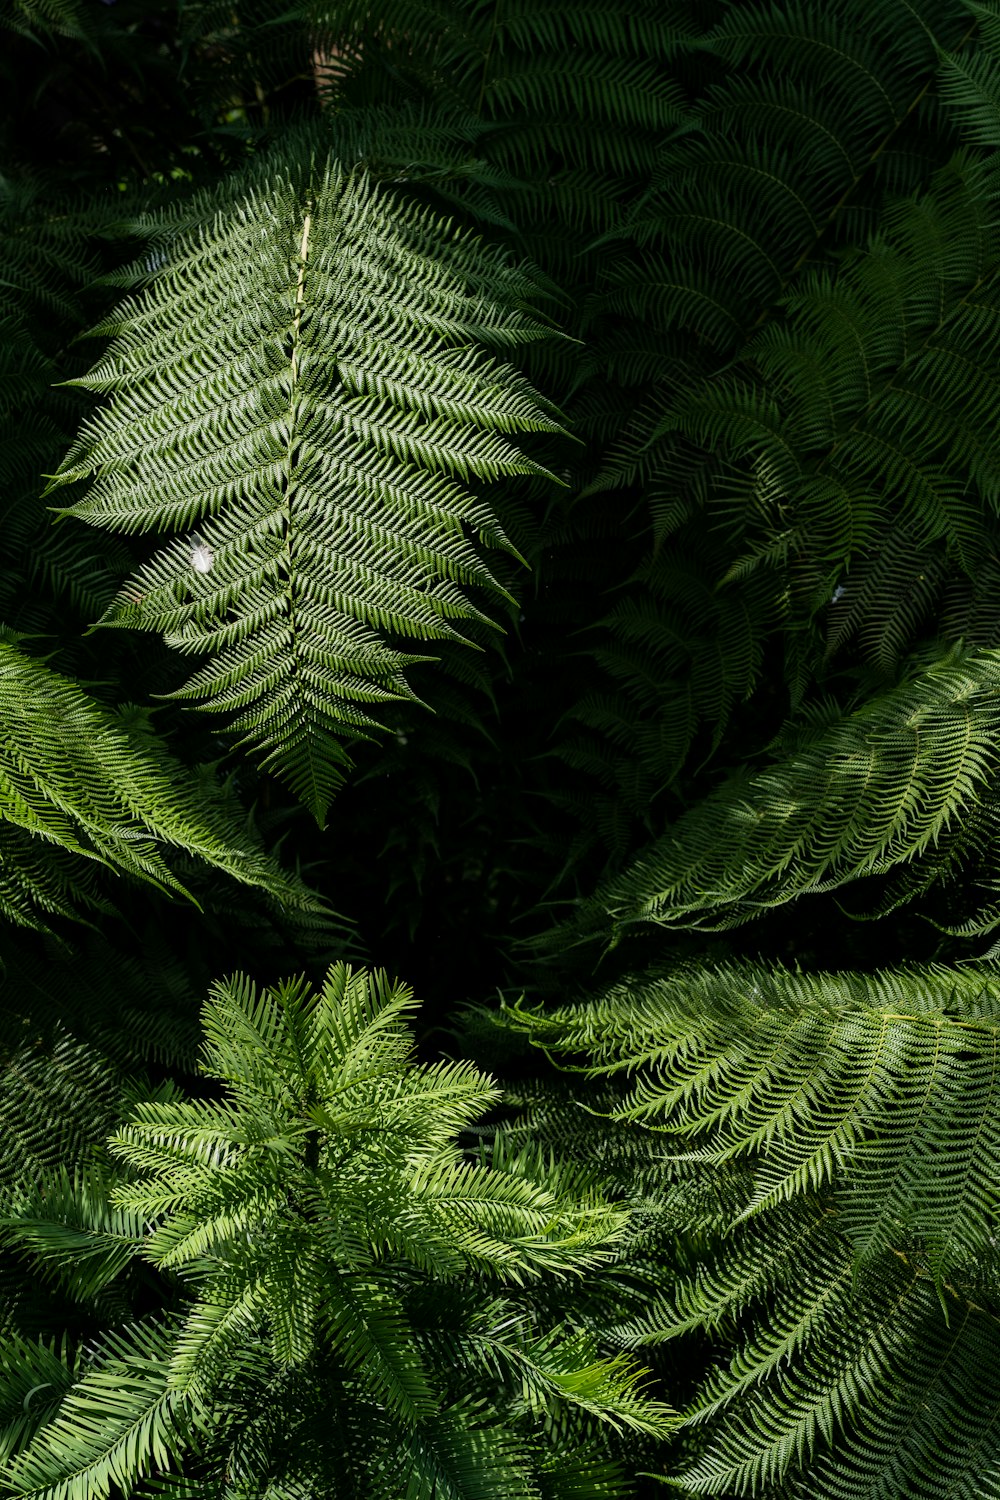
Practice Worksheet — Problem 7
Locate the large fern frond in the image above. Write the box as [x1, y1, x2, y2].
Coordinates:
[549, 646, 1000, 947]
[670, 1203, 1000, 1498]
[50, 156, 562, 823]
[506, 961, 1000, 1279]
[504, 961, 1000, 1494]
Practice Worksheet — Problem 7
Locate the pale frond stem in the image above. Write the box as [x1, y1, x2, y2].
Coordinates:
[475, 0, 502, 121]
[291, 206, 312, 386]
[748, 17, 981, 336]
[281, 201, 314, 708]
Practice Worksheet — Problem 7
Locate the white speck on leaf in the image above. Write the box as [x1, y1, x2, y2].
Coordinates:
[189, 535, 214, 574]
[831, 584, 846, 604]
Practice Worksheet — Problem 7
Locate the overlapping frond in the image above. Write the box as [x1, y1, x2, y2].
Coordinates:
[549, 646, 1000, 946]
[4, 1165, 146, 1304]
[667, 1204, 1000, 1498]
[1, 966, 671, 1499]
[507, 962, 1000, 1278]
[3, 1320, 200, 1500]
[302, 0, 696, 268]
[504, 961, 1000, 1494]
[0, 633, 322, 928]
[0, 1030, 118, 1192]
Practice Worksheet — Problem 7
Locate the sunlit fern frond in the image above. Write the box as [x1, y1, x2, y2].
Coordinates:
[506, 960, 1000, 1279]
[668, 1202, 1000, 1498]
[50, 155, 563, 824]
[0, 632, 322, 929]
[503, 960, 1000, 1495]
[541, 646, 1000, 949]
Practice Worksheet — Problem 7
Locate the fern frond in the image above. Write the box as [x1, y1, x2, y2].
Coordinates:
[319, 1273, 438, 1425]
[0, 1029, 119, 1190]
[51, 158, 562, 823]
[507, 961, 1000, 1279]
[671, 1204, 1000, 1498]
[383, 1404, 538, 1500]
[552, 646, 1000, 945]
[0, 634, 322, 927]
[504, 959, 1000, 1494]
[3, 1164, 146, 1305]
[0, 0, 91, 39]
[0, 1336, 76, 1466]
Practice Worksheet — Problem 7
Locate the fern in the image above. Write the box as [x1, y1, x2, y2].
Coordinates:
[11, 2, 1000, 1495]
[549, 645, 1000, 948]
[504, 961, 1000, 1494]
[0, 0, 91, 42]
[0, 632, 321, 928]
[49, 156, 562, 824]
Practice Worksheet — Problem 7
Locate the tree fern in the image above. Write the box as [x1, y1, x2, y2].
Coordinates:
[0, 964, 673, 1499]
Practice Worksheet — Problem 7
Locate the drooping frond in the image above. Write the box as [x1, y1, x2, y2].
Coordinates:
[506, 961, 1000, 1279]
[0, 633, 322, 928]
[50, 157, 562, 823]
[665, 1202, 1000, 1498]
[548, 646, 1000, 946]
[503, 961, 1000, 1494]
[3, 1320, 200, 1500]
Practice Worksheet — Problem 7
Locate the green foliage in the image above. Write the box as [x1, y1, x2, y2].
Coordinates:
[8, 0, 1000, 1495]
[549, 645, 1000, 949]
[0, 632, 322, 929]
[0, 966, 673, 1499]
[505, 963, 1000, 1495]
[49, 157, 561, 824]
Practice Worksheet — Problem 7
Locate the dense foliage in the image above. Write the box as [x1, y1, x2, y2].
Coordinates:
[3, 0, 1000, 1494]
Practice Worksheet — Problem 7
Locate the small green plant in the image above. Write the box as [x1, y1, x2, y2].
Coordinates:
[1, 964, 672, 1498]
